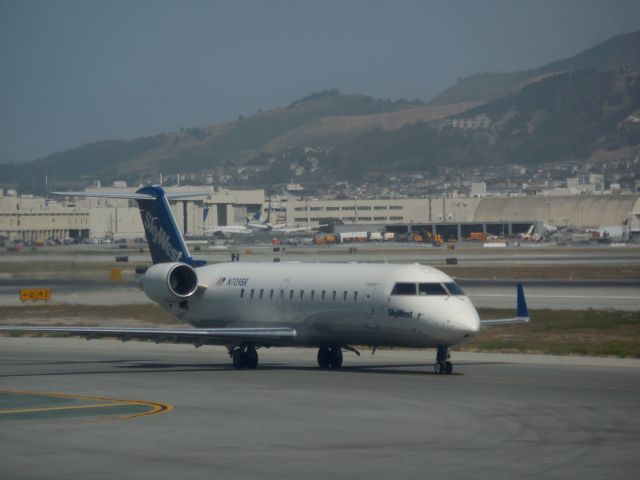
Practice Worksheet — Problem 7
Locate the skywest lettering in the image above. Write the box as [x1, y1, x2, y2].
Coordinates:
[143, 211, 184, 262]
[388, 308, 413, 319]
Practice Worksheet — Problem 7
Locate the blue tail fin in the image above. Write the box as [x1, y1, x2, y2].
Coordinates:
[135, 186, 205, 267]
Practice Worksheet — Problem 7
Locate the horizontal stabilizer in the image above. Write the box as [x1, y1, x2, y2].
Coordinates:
[52, 191, 209, 200]
[55, 186, 208, 267]
[52, 191, 156, 200]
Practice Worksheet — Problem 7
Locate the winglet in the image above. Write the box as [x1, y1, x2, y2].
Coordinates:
[480, 283, 530, 326]
[516, 283, 528, 318]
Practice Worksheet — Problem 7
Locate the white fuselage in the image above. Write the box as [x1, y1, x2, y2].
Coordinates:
[158, 262, 480, 349]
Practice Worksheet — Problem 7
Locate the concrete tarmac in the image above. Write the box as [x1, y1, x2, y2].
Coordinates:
[1, 337, 639, 479]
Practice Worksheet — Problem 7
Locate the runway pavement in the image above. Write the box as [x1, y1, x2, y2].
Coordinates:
[2, 276, 638, 310]
[1, 337, 639, 479]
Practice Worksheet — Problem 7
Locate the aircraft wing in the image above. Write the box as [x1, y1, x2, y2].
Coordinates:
[0, 326, 297, 347]
[204, 226, 252, 235]
[247, 222, 270, 230]
[273, 224, 328, 233]
[480, 283, 531, 326]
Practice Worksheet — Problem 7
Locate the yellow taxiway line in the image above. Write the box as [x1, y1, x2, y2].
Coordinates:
[0, 389, 173, 420]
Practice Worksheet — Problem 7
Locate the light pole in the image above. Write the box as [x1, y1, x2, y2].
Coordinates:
[546, 201, 552, 225]
[354, 196, 358, 224]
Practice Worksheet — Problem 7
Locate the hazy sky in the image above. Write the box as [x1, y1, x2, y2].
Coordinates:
[2, 0, 640, 163]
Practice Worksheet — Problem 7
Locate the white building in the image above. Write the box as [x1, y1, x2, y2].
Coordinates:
[0, 186, 263, 242]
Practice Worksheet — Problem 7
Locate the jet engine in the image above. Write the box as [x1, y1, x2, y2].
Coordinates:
[140, 262, 199, 304]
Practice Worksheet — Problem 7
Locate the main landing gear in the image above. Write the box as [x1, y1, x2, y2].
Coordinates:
[317, 346, 343, 369]
[231, 344, 259, 369]
[434, 346, 453, 375]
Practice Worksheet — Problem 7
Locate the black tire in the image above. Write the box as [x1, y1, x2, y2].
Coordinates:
[329, 347, 343, 369]
[445, 361, 453, 375]
[246, 348, 259, 370]
[232, 350, 246, 369]
[434, 361, 444, 375]
[317, 347, 331, 368]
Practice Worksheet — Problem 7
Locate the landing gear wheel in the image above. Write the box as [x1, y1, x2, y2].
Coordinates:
[246, 347, 259, 370]
[445, 361, 453, 375]
[435, 346, 452, 375]
[329, 346, 343, 369]
[232, 349, 246, 369]
[231, 345, 259, 369]
[317, 347, 331, 369]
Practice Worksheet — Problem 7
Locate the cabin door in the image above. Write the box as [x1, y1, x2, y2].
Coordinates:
[363, 283, 377, 327]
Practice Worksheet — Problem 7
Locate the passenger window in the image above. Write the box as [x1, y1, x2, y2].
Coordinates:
[444, 282, 465, 295]
[419, 283, 448, 295]
[259, 289, 264, 300]
[311, 290, 315, 300]
[250, 289, 254, 299]
[343, 291, 347, 302]
[391, 283, 417, 295]
[289, 290, 294, 300]
[270, 289, 274, 300]
[332, 291, 336, 301]
[322, 290, 326, 300]
[240, 288, 245, 298]
[354, 291, 358, 302]
[279, 289, 284, 300]
[300, 290, 304, 300]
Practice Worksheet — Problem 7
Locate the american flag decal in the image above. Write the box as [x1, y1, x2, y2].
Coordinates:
[216, 277, 226, 286]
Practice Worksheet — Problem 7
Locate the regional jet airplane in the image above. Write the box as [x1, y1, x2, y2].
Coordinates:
[0, 186, 529, 374]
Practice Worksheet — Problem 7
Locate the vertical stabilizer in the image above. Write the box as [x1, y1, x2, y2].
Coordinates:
[135, 186, 203, 267]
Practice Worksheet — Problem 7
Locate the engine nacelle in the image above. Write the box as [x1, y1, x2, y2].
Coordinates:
[140, 262, 199, 304]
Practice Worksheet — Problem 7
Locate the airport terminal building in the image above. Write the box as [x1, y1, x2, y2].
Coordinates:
[1, 186, 639, 243]
[0, 186, 263, 243]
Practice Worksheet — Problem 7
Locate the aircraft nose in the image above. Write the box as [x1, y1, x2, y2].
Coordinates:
[454, 305, 480, 337]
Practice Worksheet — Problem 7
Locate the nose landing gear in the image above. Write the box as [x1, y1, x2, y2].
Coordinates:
[435, 346, 453, 375]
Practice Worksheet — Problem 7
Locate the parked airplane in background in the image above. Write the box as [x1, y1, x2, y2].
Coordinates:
[202, 210, 262, 236]
[0, 186, 529, 374]
[203, 199, 326, 237]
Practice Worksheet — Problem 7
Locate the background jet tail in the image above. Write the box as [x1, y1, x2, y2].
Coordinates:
[249, 209, 261, 223]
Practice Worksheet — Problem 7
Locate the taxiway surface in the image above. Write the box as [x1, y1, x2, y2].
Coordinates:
[1, 337, 639, 479]
[2, 277, 638, 310]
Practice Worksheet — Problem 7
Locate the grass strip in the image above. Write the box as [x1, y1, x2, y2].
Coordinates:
[465, 308, 640, 358]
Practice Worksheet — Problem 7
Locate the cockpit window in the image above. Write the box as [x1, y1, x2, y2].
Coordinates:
[391, 283, 417, 295]
[418, 283, 448, 296]
[444, 282, 465, 296]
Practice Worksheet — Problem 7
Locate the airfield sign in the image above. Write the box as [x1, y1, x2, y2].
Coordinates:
[20, 288, 52, 302]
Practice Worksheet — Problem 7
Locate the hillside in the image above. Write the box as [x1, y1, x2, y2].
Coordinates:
[323, 70, 640, 180]
[2, 31, 640, 192]
[0, 90, 428, 190]
[429, 30, 640, 106]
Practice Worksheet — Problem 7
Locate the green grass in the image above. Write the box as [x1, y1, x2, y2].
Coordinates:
[464, 309, 640, 358]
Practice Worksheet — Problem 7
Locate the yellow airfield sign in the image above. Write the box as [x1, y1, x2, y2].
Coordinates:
[20, 288, 52, 301]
